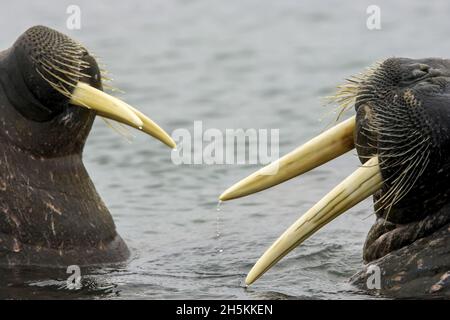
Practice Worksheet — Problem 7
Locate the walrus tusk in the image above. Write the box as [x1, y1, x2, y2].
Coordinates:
[70, 82, 142, 127]
[126, 105, 177, 149]
[70, 82, 176, 149]
[219, 116, 355, 201]
[245, 156, 383, 285]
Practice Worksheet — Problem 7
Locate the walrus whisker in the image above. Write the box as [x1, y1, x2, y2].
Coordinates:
[102, 84, 124, 94]
[101, 117, 134, 142]
[375, 144, 430, 213]
[40, 65, 77, 89]
[376, 137, 429, 153]
[391, 154, 430, 206]
[48, 56, 85, 71]
[40, 57, 90, 80]
[55, 53, 87, 66]
[35, 68, 72, 98]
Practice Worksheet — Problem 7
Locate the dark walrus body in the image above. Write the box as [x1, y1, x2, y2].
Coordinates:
[0, 32, 130, 267]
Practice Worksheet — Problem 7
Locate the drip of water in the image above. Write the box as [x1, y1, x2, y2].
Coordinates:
[171, 140, 182, 154]
[216, 200, 223, 253]
[216, 200, 222, 238]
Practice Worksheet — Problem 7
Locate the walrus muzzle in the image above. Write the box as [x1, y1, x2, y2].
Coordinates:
[221, 58, 450, 297]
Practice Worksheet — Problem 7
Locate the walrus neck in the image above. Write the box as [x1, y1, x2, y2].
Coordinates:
[363, 200, 450, 262]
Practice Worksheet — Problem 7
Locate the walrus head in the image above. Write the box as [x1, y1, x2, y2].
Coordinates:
[219, 57, 450, 296]
[0, 26, 175, 266]
[0, 25, 175, 156]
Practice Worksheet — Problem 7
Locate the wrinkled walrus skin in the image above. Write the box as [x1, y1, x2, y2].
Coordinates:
[351, 225, 450, 299]
[350, 203, 450, 299]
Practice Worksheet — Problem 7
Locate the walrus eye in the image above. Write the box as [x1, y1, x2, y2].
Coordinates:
[402, 63, 430, 83]
[7, 25, 176, 149]
[411, 69, 427, 78]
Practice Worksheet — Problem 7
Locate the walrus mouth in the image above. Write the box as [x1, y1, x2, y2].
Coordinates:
[2, 25, 175, 148]
[220, 57, 450, 286]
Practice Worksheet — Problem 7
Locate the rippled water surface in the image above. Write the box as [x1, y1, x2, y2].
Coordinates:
[1, 0, 450, 299]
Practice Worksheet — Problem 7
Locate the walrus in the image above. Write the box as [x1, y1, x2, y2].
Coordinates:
[0, 26, 176, 267]
[220, 57, 450, 298]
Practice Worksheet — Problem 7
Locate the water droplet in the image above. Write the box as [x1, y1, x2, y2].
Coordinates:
[12, 238, 21, 252]
[216, 201, 223, 253]
[216, 200, 223, 238]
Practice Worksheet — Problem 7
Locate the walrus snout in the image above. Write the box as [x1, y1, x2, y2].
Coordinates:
[0, 26, 100, 125]
[354, 58, 450, 224]
[11, 26, 100, 121]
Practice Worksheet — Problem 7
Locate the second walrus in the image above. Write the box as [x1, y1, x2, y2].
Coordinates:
[221, 57, 450, 298]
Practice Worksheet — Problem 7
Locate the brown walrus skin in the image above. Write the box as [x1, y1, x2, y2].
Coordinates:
[0, 26, 130, 267]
